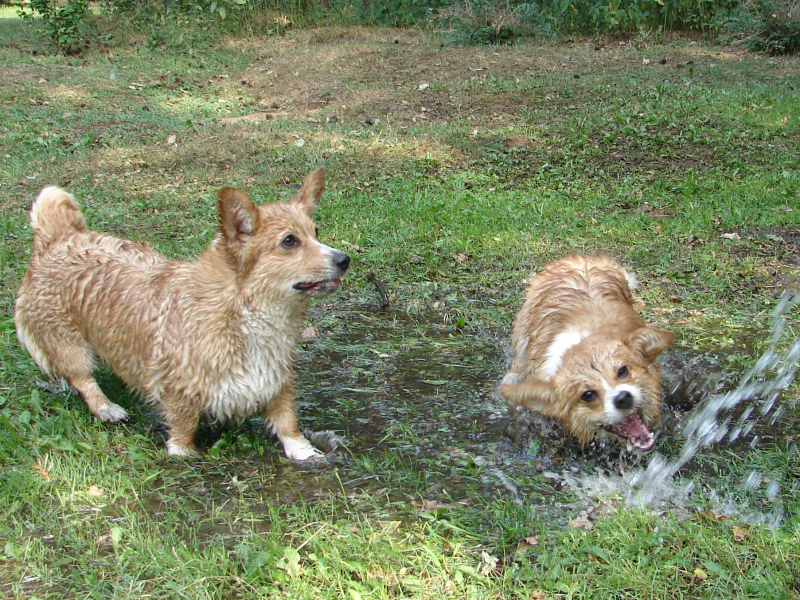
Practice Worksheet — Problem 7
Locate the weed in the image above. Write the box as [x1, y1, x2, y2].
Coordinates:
[17, 0, 95, 54]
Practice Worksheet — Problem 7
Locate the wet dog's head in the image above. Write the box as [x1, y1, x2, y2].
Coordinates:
[503, 326, 672, 451]
[216, 168, 350, 305]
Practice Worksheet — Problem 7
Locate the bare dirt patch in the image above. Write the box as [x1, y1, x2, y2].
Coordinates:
[203, 29, 800, 182]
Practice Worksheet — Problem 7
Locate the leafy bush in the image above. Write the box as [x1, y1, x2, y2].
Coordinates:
[18, 0, 95, 54]
[552, 0, 740, 33]
[440, 0, 740, 45]
[348, 0, 448, 26]
[441, 1, 555, 45]
[242, 0, 447, 27]
[729, 0, 800, 54]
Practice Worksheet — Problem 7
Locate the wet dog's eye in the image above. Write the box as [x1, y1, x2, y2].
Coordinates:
[281, 235, 299, 249]
[617, 366, 629, 378]
[581, 390, 598, 402]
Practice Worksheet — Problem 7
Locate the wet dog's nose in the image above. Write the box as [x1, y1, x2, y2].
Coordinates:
[613, 391, 634, 410]
[333, 251, 350, 273]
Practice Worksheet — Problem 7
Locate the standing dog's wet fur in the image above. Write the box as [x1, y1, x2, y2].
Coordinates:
[501, 255, 672, 451]
[15, 168, 349, 459]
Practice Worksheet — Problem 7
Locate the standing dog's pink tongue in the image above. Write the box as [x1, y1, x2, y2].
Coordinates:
[607, 410, 655, 451]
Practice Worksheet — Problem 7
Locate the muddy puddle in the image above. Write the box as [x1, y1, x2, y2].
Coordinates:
[300, 296, 799, 524]
[102, 295, 799, 533]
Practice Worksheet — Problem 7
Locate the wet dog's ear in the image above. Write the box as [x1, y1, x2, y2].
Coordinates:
[627, 327, 673, 363]
[290, 168, 325, 218]
[501, 381, 556, 416]
[218, 187, 258, 268]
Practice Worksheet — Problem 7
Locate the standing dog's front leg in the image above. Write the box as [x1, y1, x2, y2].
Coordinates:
[262, 382, 323, 461]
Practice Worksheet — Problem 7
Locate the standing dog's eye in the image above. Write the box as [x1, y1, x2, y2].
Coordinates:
[617, 366, 629, 378]
[281, 235, 299, 249]
[581, 390, 598, 402]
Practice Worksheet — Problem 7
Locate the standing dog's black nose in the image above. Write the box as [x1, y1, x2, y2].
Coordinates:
[613, 391, 634, 410]
[333, 251, 350, 273]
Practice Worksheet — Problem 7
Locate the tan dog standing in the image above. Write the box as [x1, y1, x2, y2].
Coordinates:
[501, 255, 672, 451]
[15, 168, 349, 460]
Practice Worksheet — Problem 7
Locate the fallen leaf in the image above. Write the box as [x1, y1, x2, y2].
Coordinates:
[479, 551, 500, 576]
[301, 326, 318, 339]
[693, 567, 708, 581]
[732, 524, 750, 542]
[569, 513, 593, 530]
[88, 485, 105, 497]
[518, 535, 541, 549]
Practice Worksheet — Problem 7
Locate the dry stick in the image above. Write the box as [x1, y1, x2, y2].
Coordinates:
[366, 272, 390, 308]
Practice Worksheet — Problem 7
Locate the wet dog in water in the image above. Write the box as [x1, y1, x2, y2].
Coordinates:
[501, 255, 672, 451]
[15, 168, 349, 459]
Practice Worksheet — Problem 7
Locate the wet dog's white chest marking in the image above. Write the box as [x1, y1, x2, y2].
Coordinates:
[542, 328, 587, 380]
[210, 309, 296, 422]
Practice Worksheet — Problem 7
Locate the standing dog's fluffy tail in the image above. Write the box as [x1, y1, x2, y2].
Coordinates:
[30, 187, 88, 254]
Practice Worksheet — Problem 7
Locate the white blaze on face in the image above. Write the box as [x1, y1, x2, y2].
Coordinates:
[290, 239, 343, 291]
[601, 380, 643, 424]
[542, 328, 587, 380]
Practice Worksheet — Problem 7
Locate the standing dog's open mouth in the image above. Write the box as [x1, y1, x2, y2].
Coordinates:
[294, 278, 343, 294]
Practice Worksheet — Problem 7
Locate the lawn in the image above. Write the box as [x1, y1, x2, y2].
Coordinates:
[1, 17, 799, 599]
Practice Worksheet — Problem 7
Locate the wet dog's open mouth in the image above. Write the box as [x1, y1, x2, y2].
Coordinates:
[601, 408, 655, 452]
[293, 279, 342, 295]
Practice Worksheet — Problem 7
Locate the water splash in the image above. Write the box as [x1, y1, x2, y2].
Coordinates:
[563, 293, 800, 524]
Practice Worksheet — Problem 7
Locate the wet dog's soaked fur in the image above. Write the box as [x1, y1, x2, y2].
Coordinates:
[501, 255, 672, 451]
[15, 169, 349, 459]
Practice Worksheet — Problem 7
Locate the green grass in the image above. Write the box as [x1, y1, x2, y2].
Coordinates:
[1, 18, 799, 600]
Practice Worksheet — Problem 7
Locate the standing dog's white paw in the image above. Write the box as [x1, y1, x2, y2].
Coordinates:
[98, 402, 129, 423]
[280, 435, 325, 461]
[165, 440, 199, 458]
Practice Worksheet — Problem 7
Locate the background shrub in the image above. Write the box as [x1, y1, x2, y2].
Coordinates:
[728, 0, 800, 54]
[14, 0, 800, 54]
[18, 0, 95, 54]
[439, 0, 741, 46]
[553, 0, 740, 33]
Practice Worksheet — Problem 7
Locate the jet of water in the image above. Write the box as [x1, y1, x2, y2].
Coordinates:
[628, 292, 799, 513]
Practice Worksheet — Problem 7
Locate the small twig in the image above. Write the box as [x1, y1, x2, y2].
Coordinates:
[366, 272, 390, 308]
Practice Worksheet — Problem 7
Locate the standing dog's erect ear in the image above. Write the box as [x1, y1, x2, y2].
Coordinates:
[626, 327, 673, 364]
[290, 168, 325, 218]
[218, 187, 259, 268]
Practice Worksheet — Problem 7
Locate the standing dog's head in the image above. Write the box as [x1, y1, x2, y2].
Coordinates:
[215, 168, 350, 307]
[503, 326, 672, 451]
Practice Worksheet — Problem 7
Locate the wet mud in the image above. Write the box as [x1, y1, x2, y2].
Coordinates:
[92, 296, 798, 531]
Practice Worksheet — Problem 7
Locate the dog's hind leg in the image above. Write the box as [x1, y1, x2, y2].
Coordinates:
[34, 333, 129, 423]
[263, 383, 323, 461]
[70, 374, 129, 422]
